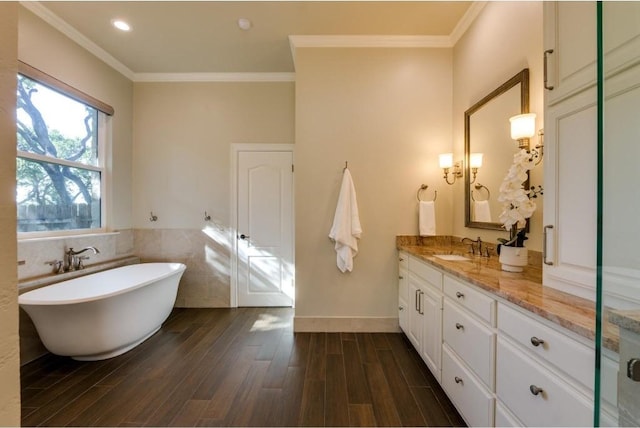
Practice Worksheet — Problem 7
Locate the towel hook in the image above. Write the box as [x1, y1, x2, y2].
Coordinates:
[417, 184, 437, 202]
[149, 211, 158, 222]
[204, 211, 211, 221]
[471, 183, 490, 201]
[344, 161, 348, 171]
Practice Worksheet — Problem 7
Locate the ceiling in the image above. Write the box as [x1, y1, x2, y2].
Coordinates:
[25, 1, 476, 79]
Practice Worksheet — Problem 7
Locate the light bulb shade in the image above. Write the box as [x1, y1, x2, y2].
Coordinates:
[510, 113, 536, 140]
[439, 153, 453, 169]
[470, 153, 483, 168]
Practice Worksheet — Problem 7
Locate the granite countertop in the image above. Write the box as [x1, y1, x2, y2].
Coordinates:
[396, 236, 617, 352]
[609, 309, 640, 336]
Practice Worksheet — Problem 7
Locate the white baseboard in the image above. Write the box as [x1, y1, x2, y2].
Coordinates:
[293, 316, 400, 333]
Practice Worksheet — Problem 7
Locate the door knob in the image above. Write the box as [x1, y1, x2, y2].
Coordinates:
[239, 234, 250, 240]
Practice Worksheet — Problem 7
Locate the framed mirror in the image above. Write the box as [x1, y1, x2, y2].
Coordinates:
[464, 68, 529, 230]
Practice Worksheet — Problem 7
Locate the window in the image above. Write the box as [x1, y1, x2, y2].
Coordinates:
[16, 63, 113, 235]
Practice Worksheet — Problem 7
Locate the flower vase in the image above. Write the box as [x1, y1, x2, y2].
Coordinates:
[499, 246, 528, 272]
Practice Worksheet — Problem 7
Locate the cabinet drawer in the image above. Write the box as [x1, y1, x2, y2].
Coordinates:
[495, 400, 522, 427]
[409, 256, 442, 289]
[497, 303, 593, 390]
[496, 336, 592, 427]
[444, 276, 495, 325]
[443, 300, 495, 389]
[442, 345, 495, 428]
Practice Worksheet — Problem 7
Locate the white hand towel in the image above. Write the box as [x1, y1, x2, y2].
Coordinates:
[473, 200, 492, 222]
[419, 200, 436, 236]
[329, 169, 362, 273]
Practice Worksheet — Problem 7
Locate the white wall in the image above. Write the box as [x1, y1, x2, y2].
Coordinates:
[294, 47, 453, 328]
[452, 1, 544, 251]
[0, 3, 21, 424]
[132, 82, 295, 307]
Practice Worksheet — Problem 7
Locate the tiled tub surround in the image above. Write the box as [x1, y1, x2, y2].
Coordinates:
[17, 229, 134, 280]
[396, 235, 615, 350]
[134, 228, 231, 308]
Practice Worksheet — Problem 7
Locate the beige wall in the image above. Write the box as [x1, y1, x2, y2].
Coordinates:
[18, 6, 134, 230]
[0, 2, 21, 424]
[452, 1, 544, 251]
[294, 48, 453, 324]
[132, 82, 295, 306]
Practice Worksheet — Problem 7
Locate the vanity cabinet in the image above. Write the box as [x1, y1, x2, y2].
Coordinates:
[397, 250, 602, 426]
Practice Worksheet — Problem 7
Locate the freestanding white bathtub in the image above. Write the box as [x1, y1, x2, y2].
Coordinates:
[19, 262, 186, 361]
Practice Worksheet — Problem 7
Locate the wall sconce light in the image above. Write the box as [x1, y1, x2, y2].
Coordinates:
[439, 153, 463, 185]
[469, 152, 483, 184]
[510, 113, 536, 149]
[509, 113, 544, 165]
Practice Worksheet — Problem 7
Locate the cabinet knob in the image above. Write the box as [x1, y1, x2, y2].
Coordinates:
[455, 292, 464, 299]
[399, 275, 404, 280]
[399, 257, 404, 262]
[455, 323, 464, 330]
[530, 336, 545, 347]
[454, 376, 463, 385]
[399, 306, 404, 311]
[529, 384, 544, 396]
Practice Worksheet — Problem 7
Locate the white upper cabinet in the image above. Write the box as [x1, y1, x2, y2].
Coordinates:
[543, 2, 597, 106]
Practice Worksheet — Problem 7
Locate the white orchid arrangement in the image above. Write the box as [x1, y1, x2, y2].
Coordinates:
[497, 149, 536, 247]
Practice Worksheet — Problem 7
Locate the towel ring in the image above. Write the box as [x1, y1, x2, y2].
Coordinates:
[417, 184, 437, 202]
[471, 183, 490, 201]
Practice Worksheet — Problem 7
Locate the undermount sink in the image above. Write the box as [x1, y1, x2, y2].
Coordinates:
[433, 254, 470, 261]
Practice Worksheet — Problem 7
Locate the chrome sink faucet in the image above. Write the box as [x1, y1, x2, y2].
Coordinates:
[65, 246, 100, 271]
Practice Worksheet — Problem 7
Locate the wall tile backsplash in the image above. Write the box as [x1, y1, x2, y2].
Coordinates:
[17, 229, 134, 280]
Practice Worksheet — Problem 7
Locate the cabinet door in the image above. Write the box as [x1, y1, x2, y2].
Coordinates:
[543, 87, 597, 300]
[407, 278, 423, 351]
[544, 1, 596, 105]
[420, 284, 442, 382]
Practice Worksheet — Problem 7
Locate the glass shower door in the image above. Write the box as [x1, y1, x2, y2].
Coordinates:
[596, 2, 640, 426]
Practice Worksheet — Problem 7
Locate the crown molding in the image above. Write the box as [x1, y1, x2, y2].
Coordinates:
[449, 1, 488, 46]
[24, 0, 486, 82]
[20, 1, 136, 81]
[134, 72, 296, 83]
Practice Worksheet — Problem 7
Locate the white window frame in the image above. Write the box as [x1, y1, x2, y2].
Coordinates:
[16, 62, 113, 239]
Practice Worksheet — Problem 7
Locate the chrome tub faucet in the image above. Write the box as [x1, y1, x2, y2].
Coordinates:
[65, 246, 100, 271]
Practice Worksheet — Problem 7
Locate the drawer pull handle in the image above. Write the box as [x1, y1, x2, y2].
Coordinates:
[455, 323, 464, 330]
[399, 257, 404, 261]
[530, 336, 545, 347]
[399, 275, 404, 280]
[454, 376, 463, 385]
[529, 385, 544, 396]
[455, 292, 464, 299]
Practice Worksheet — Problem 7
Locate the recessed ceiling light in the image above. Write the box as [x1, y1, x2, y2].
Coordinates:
[112, 19, 131, 32]
[237, 18, 252, 31]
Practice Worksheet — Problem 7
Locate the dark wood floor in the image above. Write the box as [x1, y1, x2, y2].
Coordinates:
[21, 308, 465, 427]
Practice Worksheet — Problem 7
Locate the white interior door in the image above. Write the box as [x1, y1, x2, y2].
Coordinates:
[236, 149, 294, 307]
